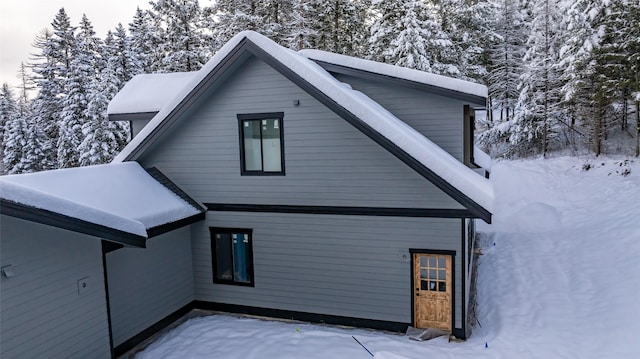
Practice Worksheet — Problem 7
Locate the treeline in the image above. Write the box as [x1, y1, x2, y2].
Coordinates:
[1, 0, 638, 175]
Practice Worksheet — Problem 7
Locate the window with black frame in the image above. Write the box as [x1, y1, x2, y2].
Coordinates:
[238, 112, 284, 175]
[210, 227, 254, 286]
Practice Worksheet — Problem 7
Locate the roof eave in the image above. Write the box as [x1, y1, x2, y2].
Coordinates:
[146, 212, 206, 238]
[108, 111, 159, 122]
[0, 199, 148, 247]
[311, 60, 487, 107]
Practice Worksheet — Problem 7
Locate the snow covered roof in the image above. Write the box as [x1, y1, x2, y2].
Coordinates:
[112, 31, 493, 220]
[107, 72, 197, 116]
[300, 49, 488, 102]
[0, 162, 204, 246]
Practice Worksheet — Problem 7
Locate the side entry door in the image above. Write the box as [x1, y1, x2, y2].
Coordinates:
[413, 253, 453, 331]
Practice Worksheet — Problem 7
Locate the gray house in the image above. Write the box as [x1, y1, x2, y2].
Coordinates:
[0, 31, 492, 358]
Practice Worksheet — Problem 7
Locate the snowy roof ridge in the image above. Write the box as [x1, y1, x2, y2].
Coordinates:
[107, 72, 197, 115]
[113, 31, 493, 214]
[0, 162, 202, 240]
[299, 49, 488, 99]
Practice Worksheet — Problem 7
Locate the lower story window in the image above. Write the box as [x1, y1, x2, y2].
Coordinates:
[210, 227, 254, 286]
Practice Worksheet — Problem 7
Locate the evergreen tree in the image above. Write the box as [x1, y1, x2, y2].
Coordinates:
[15, 63, 46, 173]
[377, 0, 433, 71]
[0, 83, 14, 174]
[260, 0, 294, 42]
[369, 0, 455, 74]
[207, 0, 265, 47]
[486, 0, 528, 123]
[29, 22, 71, 169]
[1, 84, 27, 174]
[150, 0, 209, 72]
[79, 65, 128, 166]
[108, 24, 143, 84]
[129, 7, 163, 73]
[58, 14, 98, 168]
[510, 0, 564, 156]
[311, 0, 369, 56]
[443, 0, 499, 82]
[285, 0, 317, 50]
[594, 0, 640, 155]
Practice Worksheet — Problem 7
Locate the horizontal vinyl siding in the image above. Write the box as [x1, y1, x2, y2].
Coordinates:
[333, 73, 465, 161]
[106, 227, 194, 346]
[140, 56, 462, 210]
[0, 216, 111, 359]
[193, 212, 463, 328]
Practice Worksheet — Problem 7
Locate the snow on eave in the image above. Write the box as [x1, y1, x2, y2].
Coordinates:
[0, 162, 202, 237]
[113, 31, 493, 213]
[299, 49, 488, 99]
[108, 72, 197, 115]
[474, 145, 492, 171]
[0, 180, 147, 236]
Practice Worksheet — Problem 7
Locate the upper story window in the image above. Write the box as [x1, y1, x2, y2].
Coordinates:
[238, 112, 285, 175]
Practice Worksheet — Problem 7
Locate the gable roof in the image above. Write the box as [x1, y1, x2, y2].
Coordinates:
[300, 49, 487, 106]
[112, 31, 493, 222]
[107, 72, 196, 121]
[0, 162, 205, 247]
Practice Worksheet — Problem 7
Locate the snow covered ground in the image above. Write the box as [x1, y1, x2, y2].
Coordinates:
[135, 156, 640, 358]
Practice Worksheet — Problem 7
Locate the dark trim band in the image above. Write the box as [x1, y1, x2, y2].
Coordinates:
[0, 199, 147, 247]
[460, 219, 467, 339]
[146, 212, 206, 238]
[145, 167, 206, 211]
[101, 242, 116, 358]
[194, 301, 409, 333]
[112, 299, 468, 356]
[206, 203, 475, 218]
[113, 302, 196, 357]
[237, 112, 284, 120]
[312, 61, 487, 107]
[108, 111, 158, 122]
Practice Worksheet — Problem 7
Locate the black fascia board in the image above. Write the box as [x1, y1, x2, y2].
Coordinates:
[120, 37, 491, 222]
[244, 41, 492, 223]
[206, 203, 476, 219]
[108, 111, 158, 122]
[312, 60, 487, 107]
[0, 199, 147, 247]
[146, 212, 206, 238]
[145, 167, 206, 211]
[143, 166, 206, 238]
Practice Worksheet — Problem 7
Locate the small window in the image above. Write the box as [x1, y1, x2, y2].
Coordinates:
[238, 112, 285, 175]
[418, 254, 449, 292]
[463, 105, 477, 167]
[210, 227, 254, 286]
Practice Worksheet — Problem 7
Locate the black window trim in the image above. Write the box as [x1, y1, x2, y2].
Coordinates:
[210, 227, 255, 287]
[237, 112, 285, 176]
[463, 105, 479, 168]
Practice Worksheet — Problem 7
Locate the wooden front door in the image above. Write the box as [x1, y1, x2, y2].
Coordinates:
[413, 253, 453, 331]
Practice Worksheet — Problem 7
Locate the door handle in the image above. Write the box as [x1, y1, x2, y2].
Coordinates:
[416, 293, 420, 296]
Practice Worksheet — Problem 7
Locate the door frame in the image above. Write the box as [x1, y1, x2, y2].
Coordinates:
[409, 248, 456, 331]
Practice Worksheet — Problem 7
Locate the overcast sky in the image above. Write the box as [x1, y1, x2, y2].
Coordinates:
[0, 0, 152, 91]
